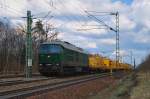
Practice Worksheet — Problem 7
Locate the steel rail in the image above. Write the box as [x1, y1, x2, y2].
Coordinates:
[0, 77, 52, 87]
[0, 73, 111, 99]
[0, 73, 41, 79]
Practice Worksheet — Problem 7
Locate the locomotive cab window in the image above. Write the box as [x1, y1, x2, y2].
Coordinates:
[39, 44, 63, 54]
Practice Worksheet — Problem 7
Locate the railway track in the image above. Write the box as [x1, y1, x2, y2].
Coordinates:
[0, 73, 111, 99]
[0, 77, 52, 86]
[0, 73, 40, 79]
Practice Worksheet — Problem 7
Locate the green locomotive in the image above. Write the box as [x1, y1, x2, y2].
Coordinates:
[39, 40, 89, 76]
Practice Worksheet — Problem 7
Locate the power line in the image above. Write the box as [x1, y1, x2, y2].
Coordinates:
[53, 0, 87, 29]
[85, 11, 116, 32]
[83, 11, 120, 68]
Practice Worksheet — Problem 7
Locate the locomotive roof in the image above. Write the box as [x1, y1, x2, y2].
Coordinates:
[42, 40, 88, 54]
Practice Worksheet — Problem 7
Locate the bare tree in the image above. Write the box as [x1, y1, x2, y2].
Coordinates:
[0, 19, 59, 75]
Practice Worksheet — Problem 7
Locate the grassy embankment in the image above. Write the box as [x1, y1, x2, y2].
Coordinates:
[89, 55, 150, 99]
[88, 72, 136, 99]
[130, 54, 150, 99]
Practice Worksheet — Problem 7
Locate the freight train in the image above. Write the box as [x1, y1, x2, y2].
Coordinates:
[38, 40, 132, 76]
[89, 54, 132, 72]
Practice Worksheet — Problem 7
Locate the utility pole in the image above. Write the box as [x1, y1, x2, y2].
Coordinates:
[130, 50, 133, 66]
[134, 58, 136, 70]
[83, 11, 120, 75]
[116, 12, 120, 68]
[26, 11, 32, 78]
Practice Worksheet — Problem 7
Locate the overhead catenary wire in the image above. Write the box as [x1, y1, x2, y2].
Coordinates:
[0, 3, 25, 15]
[85, 11, 116, 32]
[45, 0, 90, 31]
[48, 0, 88, 31]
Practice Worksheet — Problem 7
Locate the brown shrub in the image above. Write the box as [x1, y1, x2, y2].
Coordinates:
[137, 54, 150, 72]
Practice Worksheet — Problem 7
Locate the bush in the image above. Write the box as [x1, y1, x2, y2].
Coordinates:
[137, 54, 150, 72]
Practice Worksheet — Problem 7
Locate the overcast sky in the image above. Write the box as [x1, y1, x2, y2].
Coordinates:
[0, 0, 150, 65]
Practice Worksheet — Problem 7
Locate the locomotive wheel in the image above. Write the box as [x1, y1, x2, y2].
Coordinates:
[58, 65, 64, 76]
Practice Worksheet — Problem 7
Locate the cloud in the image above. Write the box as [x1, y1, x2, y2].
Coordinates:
[119, 15, 136, 31]
[132, 28, 150, 44]
[112, 49, 128, 57]
[57, 31, 97, 49]
[98, 38, 116, 45]
[0, 0, 150, 65]
[80, 42, 97, 49]
[120, 50, 129, 56]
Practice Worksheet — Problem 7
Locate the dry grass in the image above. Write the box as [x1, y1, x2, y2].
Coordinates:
[130, 72, 150, 99]
[137, 54, 150, 72]
[89, 53, 150, 99]
[129, 54, 150, 99]
[110, 73, 137, 99]
[88, 73, 136, 99]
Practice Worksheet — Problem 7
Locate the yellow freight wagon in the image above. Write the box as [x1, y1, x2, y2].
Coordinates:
[89, 54, 132, 71]
[89, 54, 104, 70]
[125, 63, 132, 70]
[97, 56, 105, 70]
[120, 63, 124, 70]
[114, 61, 119, 70]
[89, 55, 97, 69]
[102, 58, 110, 69]
[110, 60, 117, 69]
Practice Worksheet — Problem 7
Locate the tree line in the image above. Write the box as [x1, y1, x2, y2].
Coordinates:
[0, 20, 58, 75]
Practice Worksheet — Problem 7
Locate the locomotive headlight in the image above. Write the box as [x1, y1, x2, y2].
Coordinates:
[56, 64, 59, 66]
[39, 64, 42, 66]
[47, 55, 51, 58]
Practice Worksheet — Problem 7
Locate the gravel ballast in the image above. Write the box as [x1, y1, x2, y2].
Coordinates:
[27, 76, 117, 99]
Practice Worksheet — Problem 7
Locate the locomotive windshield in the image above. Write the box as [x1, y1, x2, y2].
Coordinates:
[39, 44, 62, 54]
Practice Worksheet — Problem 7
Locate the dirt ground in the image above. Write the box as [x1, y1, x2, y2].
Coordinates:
[27, 76, 118, 99]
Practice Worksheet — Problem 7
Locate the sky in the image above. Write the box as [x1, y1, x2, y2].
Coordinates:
[0, 0, 150, 65]
[112, 0, 133, 5]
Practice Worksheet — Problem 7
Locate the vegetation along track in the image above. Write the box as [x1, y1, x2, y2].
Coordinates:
[0, 73, 110, 99]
